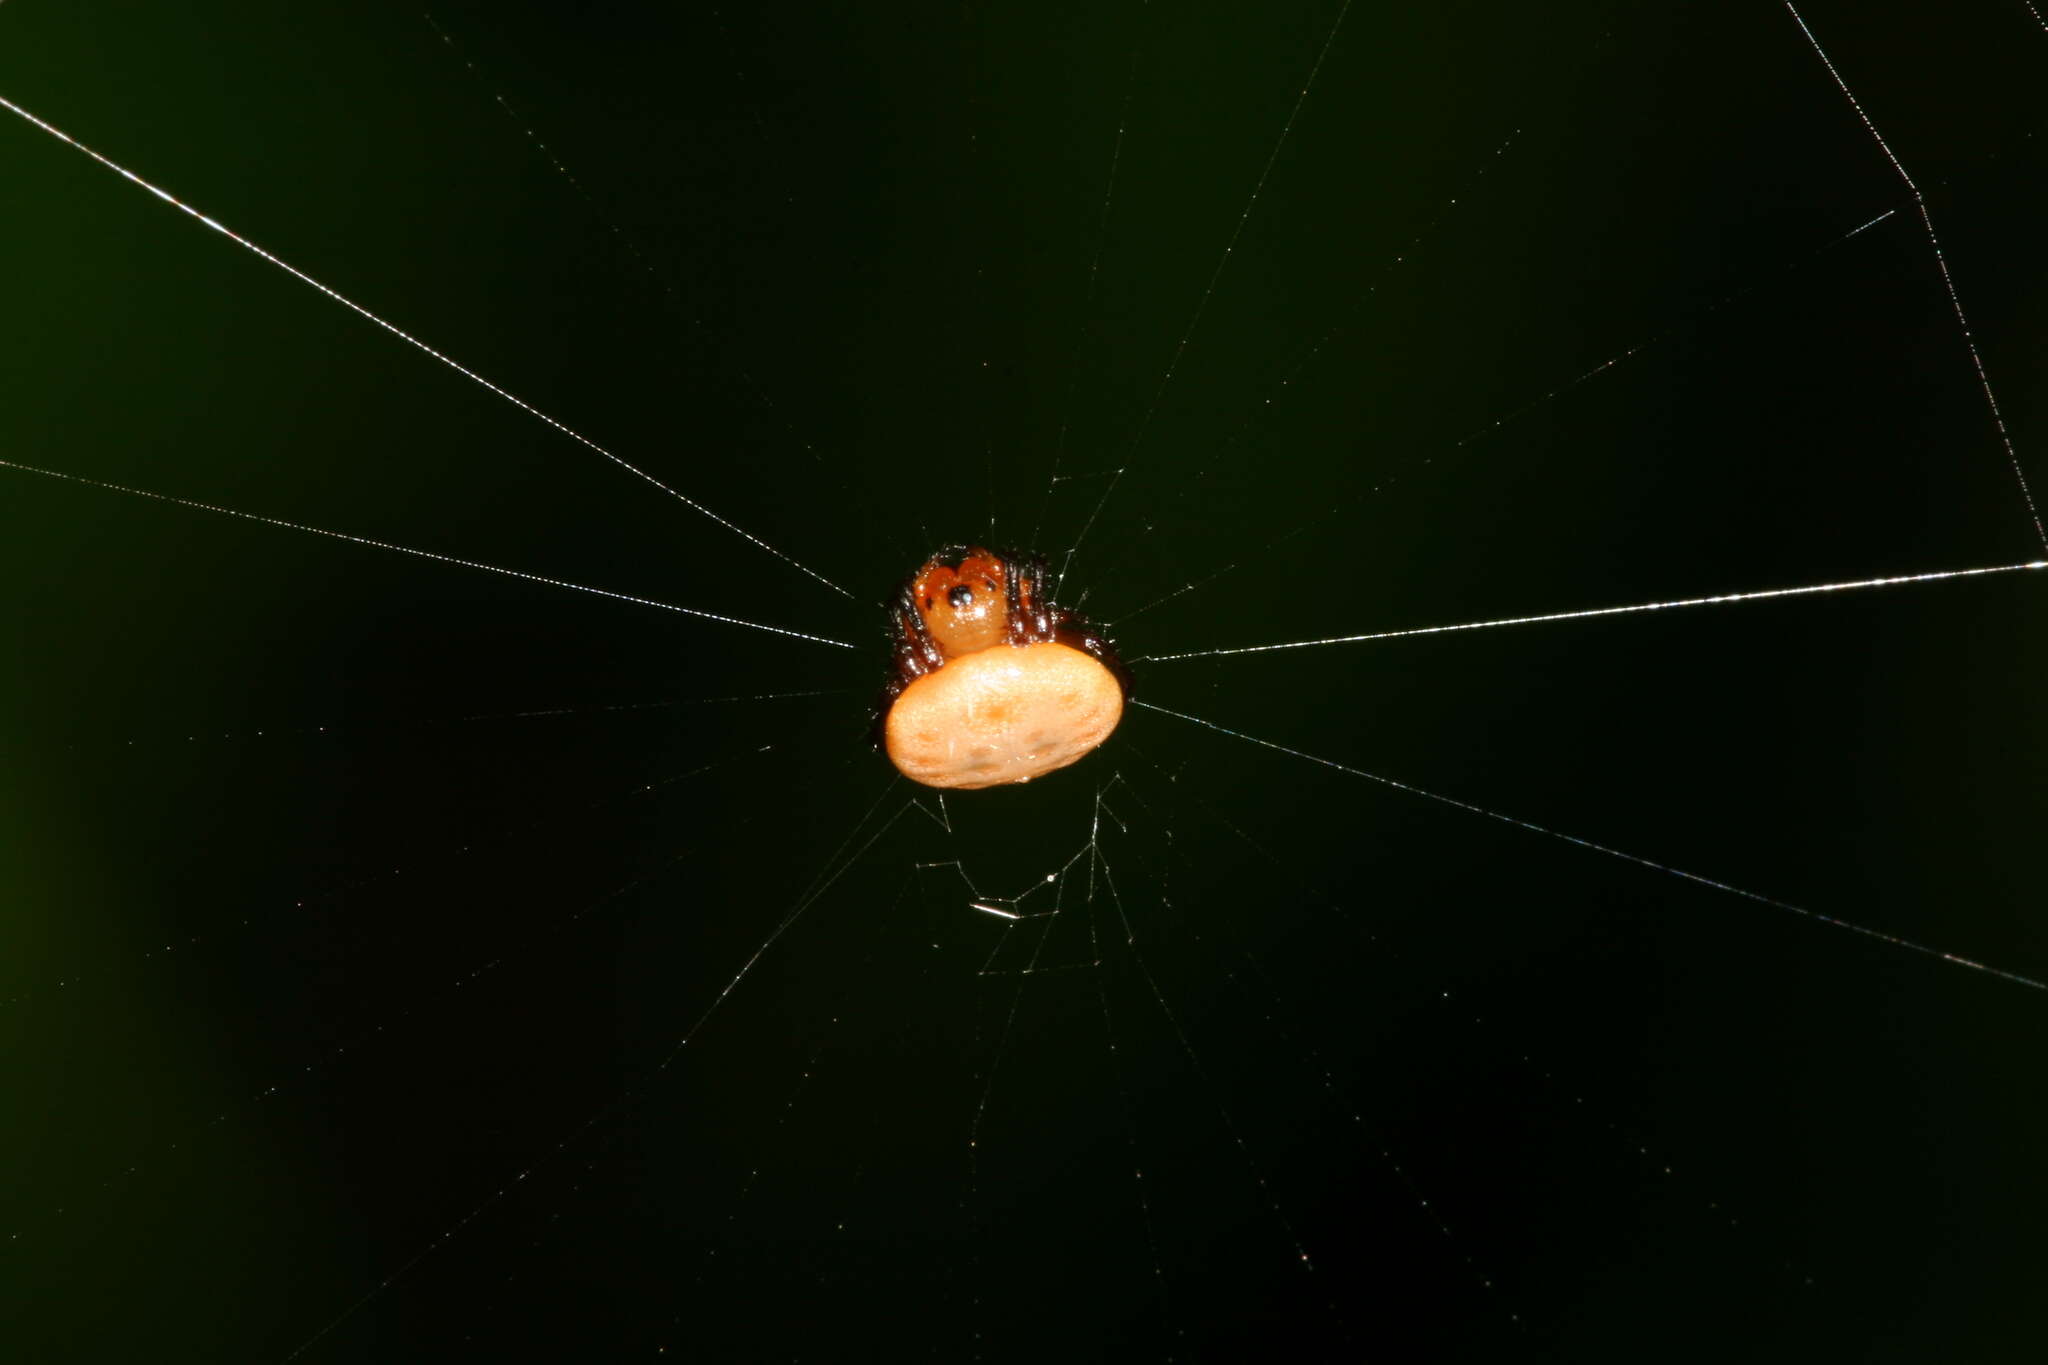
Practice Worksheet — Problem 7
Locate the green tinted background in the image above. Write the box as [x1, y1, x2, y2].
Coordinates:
[4, 2, 2045, 1359]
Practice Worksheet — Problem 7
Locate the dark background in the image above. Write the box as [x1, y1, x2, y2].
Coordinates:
[4, 2, 2045, 1360]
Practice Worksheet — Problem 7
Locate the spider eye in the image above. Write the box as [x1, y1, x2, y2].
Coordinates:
[947, 585, 975, 609]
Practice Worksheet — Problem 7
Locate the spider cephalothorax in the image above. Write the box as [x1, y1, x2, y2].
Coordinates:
[876, 545, 1130, 789]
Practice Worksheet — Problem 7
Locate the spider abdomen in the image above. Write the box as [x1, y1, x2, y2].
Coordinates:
[883, 640, 1123, 789]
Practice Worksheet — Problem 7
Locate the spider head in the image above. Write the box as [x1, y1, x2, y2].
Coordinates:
[907, 545, 1019, 659]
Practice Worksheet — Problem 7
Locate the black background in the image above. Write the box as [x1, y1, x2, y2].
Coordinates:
[4, 2, 2045, 1360]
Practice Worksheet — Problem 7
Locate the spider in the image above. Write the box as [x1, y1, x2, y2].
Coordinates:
[876, 545, 1131, 790]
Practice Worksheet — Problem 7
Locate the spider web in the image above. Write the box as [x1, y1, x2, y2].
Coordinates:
[3, 2, 2045, 1360]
